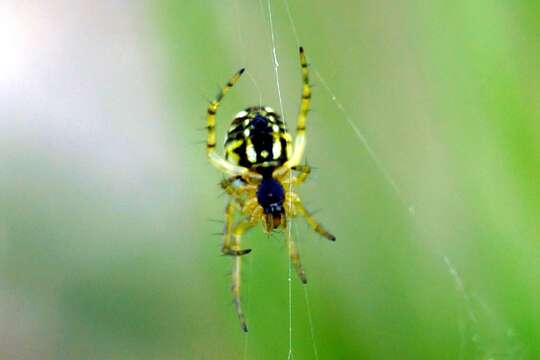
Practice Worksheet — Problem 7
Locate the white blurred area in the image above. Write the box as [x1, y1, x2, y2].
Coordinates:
[0, 1, 195, 248]
[0, 1, 177, 191]
[0, 2, 190, 358]
[0, 1, 198, 231]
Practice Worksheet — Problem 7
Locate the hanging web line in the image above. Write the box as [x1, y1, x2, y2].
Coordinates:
[303, 285, 320, 360]
[282, 0, 300, 45]
[242, 252, 254, 360]
[443, 255, 477, 360]
[267, 0, 285, 121]
[265, 0, 294, 359]
[313, 71, 408, 208]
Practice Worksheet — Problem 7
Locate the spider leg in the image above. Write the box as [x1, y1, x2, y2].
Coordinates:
[207, 69, 259, 178]
[293, 164, 311, 184]
[273, 46, 311, 177]
[282, 164, 311, 185]
[230, 220, 256, 332]
[295, 197, 336, 241]
[220, 176, 257, 206]
[222, 202, 252, 256]
[290, 47, 311, 167]
[285, 225, 308, 284]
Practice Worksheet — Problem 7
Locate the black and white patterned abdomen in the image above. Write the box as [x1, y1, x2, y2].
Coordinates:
[224, 106, 292, 175]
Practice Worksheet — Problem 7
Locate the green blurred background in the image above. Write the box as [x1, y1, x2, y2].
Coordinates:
[1, 1, 539, 359]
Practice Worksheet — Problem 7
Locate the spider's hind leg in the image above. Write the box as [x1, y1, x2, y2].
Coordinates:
[285, 226, 308, 284]
[229, 220, 256, 332]
[222, 202, 251, 256]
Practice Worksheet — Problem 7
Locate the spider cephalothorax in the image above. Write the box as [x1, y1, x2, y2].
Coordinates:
[256, 177, 286, 230]
[206, 47, 335, 332]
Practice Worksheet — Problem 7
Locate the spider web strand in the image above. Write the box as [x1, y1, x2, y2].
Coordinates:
[265, 1, 294, 359]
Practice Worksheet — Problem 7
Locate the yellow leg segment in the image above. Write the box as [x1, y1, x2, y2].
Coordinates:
[296, 200, 336, 241]
[220, 177, 256, 207]
[273, 47, 311, 178]
[286, 227, 308, 284]
[207, 69, 251, 176]
[230, 220, 255, 332]
[222, 202, 252, 256]
[289, 46, 311, 167]
[292, 164, 311, 185]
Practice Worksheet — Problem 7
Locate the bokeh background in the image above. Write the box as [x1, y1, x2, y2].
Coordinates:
[1, 1, 539, 359]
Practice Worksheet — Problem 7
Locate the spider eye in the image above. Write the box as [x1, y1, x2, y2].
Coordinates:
[256, 178, 285, 214]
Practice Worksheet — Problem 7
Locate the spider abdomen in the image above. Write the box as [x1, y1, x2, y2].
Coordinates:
[225, 106, 292, 174]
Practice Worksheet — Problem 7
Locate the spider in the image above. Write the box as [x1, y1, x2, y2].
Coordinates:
[206, 47, 335, 332]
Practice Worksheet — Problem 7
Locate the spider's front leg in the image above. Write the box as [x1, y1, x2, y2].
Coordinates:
[274, 47, 311, 180]
[291, 47, 311, 165]
[206, 69, 262, 181]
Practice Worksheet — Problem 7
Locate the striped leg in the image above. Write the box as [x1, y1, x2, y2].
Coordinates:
[282, 164, 311, 185]
[286, 226, 308, 284]
[207, 69, 251, 177]
[222, 202, 252, 256]
[274, 47, 311, 177]
[290, 164, 312, 185]
[290, 46, 311, 167]
[220, 177, 257, 207]
[230, 220, 255, 332]
[295, 199, 336, 242]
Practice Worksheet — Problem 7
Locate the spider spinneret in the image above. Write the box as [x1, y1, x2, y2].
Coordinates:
[206, 47, 335, 332]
